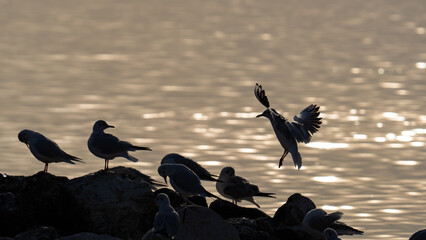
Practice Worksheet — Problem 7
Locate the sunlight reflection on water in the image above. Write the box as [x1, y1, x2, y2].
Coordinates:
[0, 1, 425, 239]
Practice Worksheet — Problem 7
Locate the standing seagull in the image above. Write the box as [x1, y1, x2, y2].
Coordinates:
[303, 208, 363, 239]
[216, 166, 275, 208]
[153, 193, 180, 239]
[254, 83, 322, 169]
[18, 129, 83, 172]
[161, 153, 220, 182]
[158, 163, 219, 199]
[88, 120, 152, 170]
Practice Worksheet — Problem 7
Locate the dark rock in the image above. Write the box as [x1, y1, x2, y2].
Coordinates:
[13, 226, 59, 240]
[227, 217, 273, 240]
[209, 199, 270, 220]
[272, 193, 316, 240]
[56, 232, 124, 240]
[66, 167, 156, 240]
[272, 193, 316, 227]
[410, 229, 426, 240]
[0, 172, 84, 237]
[175, 205, 240, 240]
[103, 166, 165, 190]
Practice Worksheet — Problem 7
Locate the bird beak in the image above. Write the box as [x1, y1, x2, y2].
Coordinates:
[163, 176, 167, 184]
[256, 113, 263, 118]
[107, 125, 115, 128]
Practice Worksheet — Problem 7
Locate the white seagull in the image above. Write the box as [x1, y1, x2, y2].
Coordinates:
[303, 208, 363, 239]
[161, 153, 220, 182]
[158, 163, 219, 199]
[88, 120, 152, 170]
[324, 228, 342, 240]
[18, 129, 82, 172]
[254, 83, 322, 169]
[216, 166, 275, 208]
[153, 193, 180, 239]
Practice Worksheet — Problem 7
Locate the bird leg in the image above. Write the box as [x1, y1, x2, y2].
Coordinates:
[278, 150, 288, 168]
[44, 163, 49, 173]
[104, 159, 109, 170]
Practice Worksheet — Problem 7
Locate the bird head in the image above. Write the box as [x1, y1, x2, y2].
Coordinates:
[93, 120, 114, 132]
[158, 165, 168, 184]
[18, 129, 32, 146]
[219, 166, 235, 180]
[155, 193, 170, 206]
[256, 109, 272, 119]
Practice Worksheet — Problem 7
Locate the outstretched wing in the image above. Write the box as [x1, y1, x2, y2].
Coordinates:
[286, 104, 322, 143]
[254, 83, 270, 108]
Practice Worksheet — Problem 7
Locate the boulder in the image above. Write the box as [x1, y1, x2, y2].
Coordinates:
[410, 229, 426, 240]
[0, 172, 82, 237]
[209, 199, 269, 220]
[272, 193, 316, 240]
[227, 217, 273, 240]
[13, 226, 59, 240]
[57, 232, 123, 240]
[175, 206, 240, 240]
[66, 167, 157, 240]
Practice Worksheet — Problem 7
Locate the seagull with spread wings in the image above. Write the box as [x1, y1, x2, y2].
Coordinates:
[254, 83, 322, 169]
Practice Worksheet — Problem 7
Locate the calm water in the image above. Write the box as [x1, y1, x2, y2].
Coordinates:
[1, 1, 425, 239]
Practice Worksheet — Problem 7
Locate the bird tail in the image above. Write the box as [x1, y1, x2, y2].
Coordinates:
[291, 151, 302, 170]
[246, 197, 261, 208]
[124, 154, 139, 162]
[254, 192, 276, 198]
[132, 145, 152, 151]
[204, 190, 221, 199]
[66, 154, 84, 164]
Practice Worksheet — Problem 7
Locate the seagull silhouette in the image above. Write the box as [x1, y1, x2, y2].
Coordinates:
[158, 163, 219, 199]
[18, 129, 82, 172]
[153, 193, 180, 239]
[88, 120, 152, 170]
[161, 153, 220, 182]
[254, 83, 322, 169]
[216, 166, 275, 208]
[303, 208, 363, 239]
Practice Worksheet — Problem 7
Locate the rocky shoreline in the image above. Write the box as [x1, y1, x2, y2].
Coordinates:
[0, 167, 321, 240]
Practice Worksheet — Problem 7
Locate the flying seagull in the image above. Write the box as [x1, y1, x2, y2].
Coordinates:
[216, 166, 275, 208]
[88, 120, 152, 170]
[18, 129, 83, 172]
[161, 153, 220, 182]
[254, 83, 322, 169]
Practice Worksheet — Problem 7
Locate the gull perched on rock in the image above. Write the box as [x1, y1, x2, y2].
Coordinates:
[18, 129, 83, 172]
[153, 193, 180, 239]
[216, 166, 275, 208]
[324, 228, 342, 240]
[88, 120, 152, 170]
[161, 153, 220, 182]
[254, 83, 322, 169]
[158, 163, 220, 199]
[303, 208, 363, 239]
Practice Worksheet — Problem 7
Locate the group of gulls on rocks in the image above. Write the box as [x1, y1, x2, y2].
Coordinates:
[17, 83, 363, 240]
